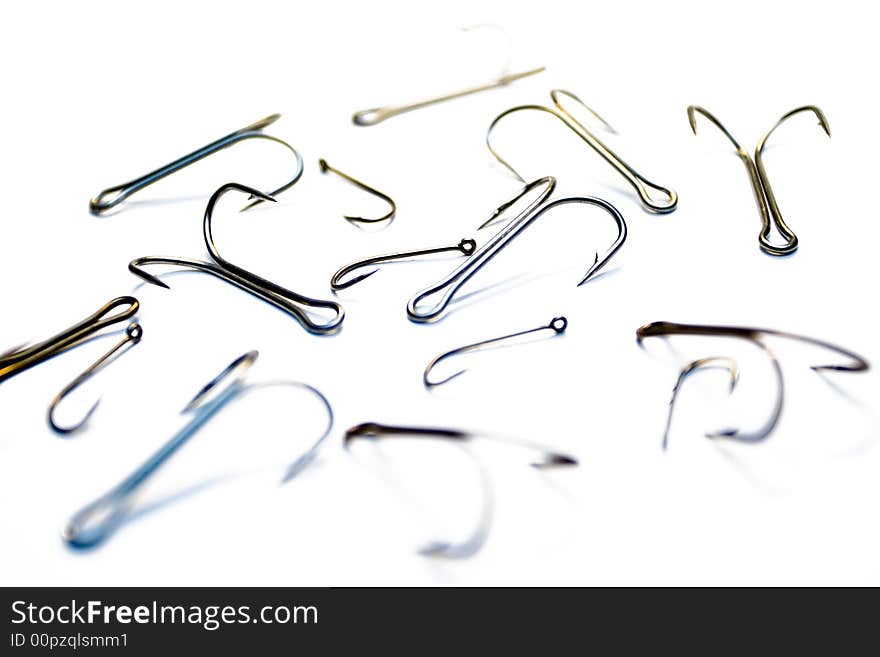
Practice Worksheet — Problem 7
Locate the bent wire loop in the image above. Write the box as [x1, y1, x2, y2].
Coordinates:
[319, 159, 396, 225]
[331, 238, 476, 291]
[48, 323, 143, 435]
[344, 422, 575, 558]
[63, 351, 334, 548]
[0, 297, 139, 385]
[406, 177, 627, 323]
[89, 114, 304, 215]
[487, 90, 678, 213]
[424, 316, 567, 387]
[636, 321, 869, 445]
[129, 183, 344, 335]
[687, 105, 831, 255]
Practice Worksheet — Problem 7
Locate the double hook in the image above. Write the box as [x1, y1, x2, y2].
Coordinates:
[63, 351, 334, 547]
[488, 90, 678, 213]
[0, 297, 142, 434]
[637, 321, 869, 446]
[130, 183, 344, 335]
[319, 159, 396, 226]
[687, 105, 831, 255]
[90, 114, 303, 215]
[407, 177, 627, 322]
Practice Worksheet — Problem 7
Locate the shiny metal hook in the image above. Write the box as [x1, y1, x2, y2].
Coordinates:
[89, 114, 304, 215]
[637, 321, 868, 444]
[687, 105, 830, 255]
[48, 323, 143, 435]
[662, 357, 738, 450]
[424, 316, 567, 387]
[1, 297, 139, 385]
[344, 422, 576, 558]
[318, 159, 397, 226]
[62, 351, 334, 548]
[487, 90, 678, 213]
[407, 177, 627, 323]
[331, 238, 476, 291]
[130, 183, 344, 335]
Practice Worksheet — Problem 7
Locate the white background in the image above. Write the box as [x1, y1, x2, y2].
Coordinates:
[1, 0, 878, 585]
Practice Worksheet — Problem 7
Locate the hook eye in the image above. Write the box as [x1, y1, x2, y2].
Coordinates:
[91, 296, 140, 327]
[550, 317, 568, 333]
[89, 185, 130, 215]
[183, 351, 258, 413]
[352, 108, 388, 126]
[634, 179, 678, 214]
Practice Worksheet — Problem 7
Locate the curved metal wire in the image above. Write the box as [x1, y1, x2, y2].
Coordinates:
[407, 177, 628, 323]
[318, 159, 396, 225]
[63, 351, 335, 548]
[637, 321, 869, 444]
[130, 183, 344, 335]
[424, 316, 567, 387]
[48, 323, 143, 435]
[0, 297, 139, 384]
[331, 238, 476, 291]
[487, 90, 678, 213]
[90, 114, 304, 215]
[344, 422, 575, 558]
[687, 105, 830, 255]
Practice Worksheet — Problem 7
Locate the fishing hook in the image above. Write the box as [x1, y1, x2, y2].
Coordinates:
[687, 105, 830, 255]
[318, 159, 397, 226]
[344, 422, 575, 558]
[407, 177, 627, 323]
[1, 297, 139, 384]
[423, 316, 567, 387]
[130, 183, 344, 335]
[62, 351, 334, 548]
[487, 90, 678, 213]
[637, 321, 868, 444]
[331, 238, 476, 291]
[48, 323, 143, 435]
[89, 114, 304, 215]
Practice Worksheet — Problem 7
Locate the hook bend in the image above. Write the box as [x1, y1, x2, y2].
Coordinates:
[319, 159, 397, 226]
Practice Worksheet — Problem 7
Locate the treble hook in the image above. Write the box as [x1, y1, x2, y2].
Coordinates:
[487, 90, 678, 213]
[331, 238, 476, 291]
[318, 159, 397, 226]
[63, 351, 334, 547]
[687, 105, 831, 255]
[662, 357, 739, 450]
[48, 323, 143, 435]
[345, 422, 575, 558]
[407, 177, 627, 323]
[424, 316, 567, 387]
[90, 114, 304, 215]
[1, 297, 139, 384]
[637, 321, 868, 444]
[130, 183, 344, 335]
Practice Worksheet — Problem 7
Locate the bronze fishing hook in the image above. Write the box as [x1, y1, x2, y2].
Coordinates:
[407, 177, 627, 323]
[331, 238, 476, 291]
[487, 90, 678, 213]
[423, 316, 567, 387]
[637, 321, 868, 444]
[687, 105, 830, 255]
[318, 159, 397, 226]
[89, 114, 304, 215]
[48, 323, 143, 435]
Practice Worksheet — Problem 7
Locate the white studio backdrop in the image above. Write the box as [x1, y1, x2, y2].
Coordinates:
[1, 0, 878, 585]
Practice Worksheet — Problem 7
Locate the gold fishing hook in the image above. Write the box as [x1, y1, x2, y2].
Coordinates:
[487, 90, 678, 213]
[424, 316, 567, 388]
[331, 238, 476, 291]
[0, 297, 139, 385]
[687, 105, 831, 255]
[637, 321, 868, 444]
[47, 323, 143, 435]
[89, 114, 304, 215]
[318, 159, 397, 226]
